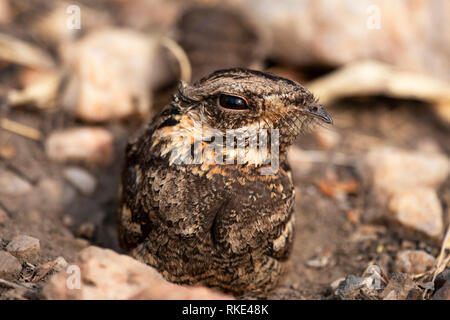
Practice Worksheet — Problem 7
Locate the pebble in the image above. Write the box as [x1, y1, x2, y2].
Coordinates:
[364, 146, 449, 196]
[394, 250, 435, 274]
[60, 29, 157, 122]
[306, 256, 329, 268]
[335, 274, 365, 299]
[6, 235, 40, 264]
[0, 251, 22, 280]
[388, 188, 444, 239]
[45, 127, 114, 165]
[64, 166, 97, 196]
[0, 168, 33, 196]
[335, 265, 387, 299]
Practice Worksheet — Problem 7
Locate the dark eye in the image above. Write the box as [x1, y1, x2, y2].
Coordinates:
[218, 94, 249, 110]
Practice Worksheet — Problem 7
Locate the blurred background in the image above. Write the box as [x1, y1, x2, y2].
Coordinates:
[0, 0, 449, 300]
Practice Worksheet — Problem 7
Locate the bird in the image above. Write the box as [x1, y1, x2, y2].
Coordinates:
[117, 68, 332, 297]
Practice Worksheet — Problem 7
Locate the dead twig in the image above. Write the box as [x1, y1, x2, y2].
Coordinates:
[159, 36, 192, 83]
[0, 118, 42, 141]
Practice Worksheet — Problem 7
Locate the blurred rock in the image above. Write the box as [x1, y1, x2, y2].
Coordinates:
[0, 168, 33, 196]
[6, 235, 40, 264]
[45, 127, 113, 165]
[44, 246, 232, 300]
[364, 147, 450, 197]
[64, 167, 97, 196]
[237, 0, 450, 81]
[394, 250, 435, 275]
[388, 188, 443, 239]
[60, 29, 161, 122]
[0, 0, 11, 25]
[0, 251, 22, 280]
[36, 178, 64, 212]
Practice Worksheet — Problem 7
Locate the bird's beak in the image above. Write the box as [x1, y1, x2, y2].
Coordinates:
[303, 104, 333, 124]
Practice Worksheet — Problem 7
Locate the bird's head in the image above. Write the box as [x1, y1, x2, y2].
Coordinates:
[175, 68, 332, 152]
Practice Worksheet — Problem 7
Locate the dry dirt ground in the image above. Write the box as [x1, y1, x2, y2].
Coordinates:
[0, 0, 449, 300]
[1, 90, 448, 299]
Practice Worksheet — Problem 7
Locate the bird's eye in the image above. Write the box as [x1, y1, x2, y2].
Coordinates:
[218, 94, 249, 110]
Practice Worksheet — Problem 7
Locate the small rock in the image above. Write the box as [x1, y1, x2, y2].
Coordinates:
[61, 29, 157, 122]
[394, 250, 435, 275]
[43, 246, 232, 300]
[364, 147, 449, 197]
[77, 222, 96, 239]
[0, 251, 22, 280]
[0, 168, 33, 196]
[6, 235, 40, 264]
[335, 275, 365, 299]
[45, 127, 113, 165]
[237, 0, 450, 81]
[433, 281, 450, 300]
[335, 265, 386, 299]
[388, 188, 443, 239]
[64, 167, 97, 196]
[306, 256, 329, 268]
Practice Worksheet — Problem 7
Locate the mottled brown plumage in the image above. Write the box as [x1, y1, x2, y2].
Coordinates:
[117, 68, 332, 297]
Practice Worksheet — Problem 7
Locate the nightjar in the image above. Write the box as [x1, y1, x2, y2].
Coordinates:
[118, 68, 332, 296]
